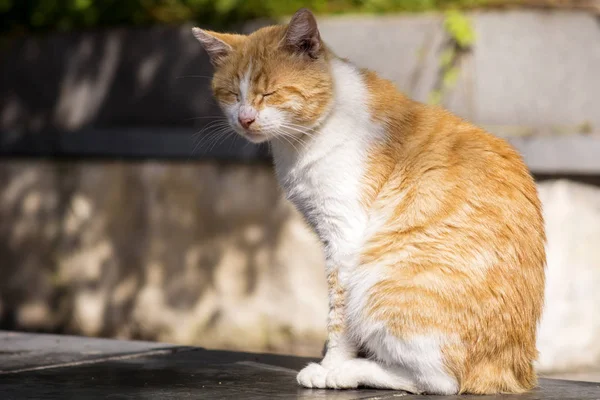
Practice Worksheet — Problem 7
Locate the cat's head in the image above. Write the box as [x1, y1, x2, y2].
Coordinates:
[192, 9, 333, 144]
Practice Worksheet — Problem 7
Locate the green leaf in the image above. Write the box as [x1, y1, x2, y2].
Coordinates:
[442, 66, 459, 87]
[444, 9, 475, 48]
[439, 48, 455, 68]
[74, 0, 92, 11]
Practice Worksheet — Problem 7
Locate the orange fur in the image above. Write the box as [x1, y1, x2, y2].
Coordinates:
[194, 9, 546, 394]
[208, 26, 333, 130]
[327, 270, 347, 335]
[360, 72, 545, 394]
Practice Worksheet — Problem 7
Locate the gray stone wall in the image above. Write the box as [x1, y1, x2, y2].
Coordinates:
[0, 161, 326, 356]
[3, 11, 600, 135]
[3, 160, 600, 374]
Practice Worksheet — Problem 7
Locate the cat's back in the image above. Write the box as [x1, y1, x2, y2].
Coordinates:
[366, 98, 543, 232]
[361, 70, 541, 221]
[400, 101, 533, 184]
[358, 87, 546, 393]
[423, 106, 544, 236]
[365, 100, 546, 275]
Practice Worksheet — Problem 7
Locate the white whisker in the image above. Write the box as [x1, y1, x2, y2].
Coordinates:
[189, 122, 234, 158]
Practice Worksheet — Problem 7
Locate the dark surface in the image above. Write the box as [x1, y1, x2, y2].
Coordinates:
[1, 345, 600, 399]
[0, 127, 270, 161]
[0, 331, 178, 373]
[0, 23, 271, 163]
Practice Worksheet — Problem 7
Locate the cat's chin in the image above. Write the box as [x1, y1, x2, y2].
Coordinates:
[241, 131, 270, 144]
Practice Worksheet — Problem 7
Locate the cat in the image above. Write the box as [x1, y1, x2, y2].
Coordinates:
[192, 8, 546, 395]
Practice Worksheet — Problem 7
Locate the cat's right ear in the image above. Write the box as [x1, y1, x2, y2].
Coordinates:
[284, 8, 322, 59]
[192, 28, 243, 66]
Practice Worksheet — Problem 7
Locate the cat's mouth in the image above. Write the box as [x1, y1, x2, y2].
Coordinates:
[241, 130, 269, 144]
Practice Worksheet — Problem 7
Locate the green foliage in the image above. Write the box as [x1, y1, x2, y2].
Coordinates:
[444, 9, 475, 48]
[428, 9, 475, 105]
[0, 0, 493, 35]
[428, 89, 443, 105]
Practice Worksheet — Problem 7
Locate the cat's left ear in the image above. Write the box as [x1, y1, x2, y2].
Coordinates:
[284, 8, 322, 59]
[192, 28, 244, 66]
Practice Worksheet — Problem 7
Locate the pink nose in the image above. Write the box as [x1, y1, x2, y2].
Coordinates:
[238, 115, 255, 129]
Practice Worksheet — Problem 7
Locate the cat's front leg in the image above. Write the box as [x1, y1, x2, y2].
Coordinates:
[297, 268, 357, 388]
[321, 269, 357, 368]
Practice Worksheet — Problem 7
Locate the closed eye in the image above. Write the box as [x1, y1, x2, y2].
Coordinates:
[228, 91, 240, 101]
[263, 91, 276, 97]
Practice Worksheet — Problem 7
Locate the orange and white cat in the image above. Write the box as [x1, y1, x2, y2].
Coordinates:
[192, 8, 546, 395]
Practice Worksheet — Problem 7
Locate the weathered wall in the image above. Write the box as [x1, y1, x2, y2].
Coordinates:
[537, 179, 600, 373]
[0, 161, 326, 356]
[2, 160, 600, 373]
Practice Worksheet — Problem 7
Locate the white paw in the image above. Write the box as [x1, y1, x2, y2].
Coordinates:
[297, 363, 328, 388]
[325, 366, 359, 389]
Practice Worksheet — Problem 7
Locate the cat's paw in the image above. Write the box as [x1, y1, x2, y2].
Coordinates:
[297, 363, 328, 388]
[325, 365, 360, 389]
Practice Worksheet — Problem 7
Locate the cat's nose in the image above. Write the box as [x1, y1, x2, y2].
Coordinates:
[238, 107, 257, 129]
[238, 115, 255, 129]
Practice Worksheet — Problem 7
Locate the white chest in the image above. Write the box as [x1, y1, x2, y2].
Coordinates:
[270, 59, 384, 268]
[275, 136, 368, 264]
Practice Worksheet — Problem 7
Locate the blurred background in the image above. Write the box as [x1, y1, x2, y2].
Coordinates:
[1, 0, 600, 382]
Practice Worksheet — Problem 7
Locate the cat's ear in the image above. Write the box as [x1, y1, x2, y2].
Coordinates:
[192, 28, 244, 66]
[284, 8, 321, 59]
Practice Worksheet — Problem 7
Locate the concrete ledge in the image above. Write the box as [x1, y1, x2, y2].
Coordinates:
[0, 127, 270, 162]
[504, 133, 600, 174]
[2, 126, 598, 175]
